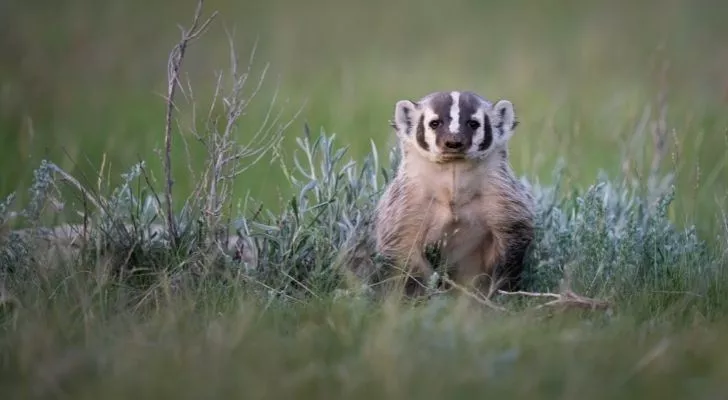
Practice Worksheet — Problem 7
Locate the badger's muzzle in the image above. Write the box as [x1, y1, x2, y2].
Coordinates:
[436, 132, 471, 154]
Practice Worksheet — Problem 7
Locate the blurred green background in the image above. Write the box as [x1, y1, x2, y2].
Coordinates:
[1, 0, 727, 234]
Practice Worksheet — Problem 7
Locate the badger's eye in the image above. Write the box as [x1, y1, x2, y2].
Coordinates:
[428, 119, 442, 129]
[467, 120, 480, 130]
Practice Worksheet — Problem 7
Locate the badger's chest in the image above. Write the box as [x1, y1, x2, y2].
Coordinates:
[422, 177, 489, 264]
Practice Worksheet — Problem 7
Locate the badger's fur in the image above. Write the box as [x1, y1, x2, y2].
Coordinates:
[374, 90, 535, 296]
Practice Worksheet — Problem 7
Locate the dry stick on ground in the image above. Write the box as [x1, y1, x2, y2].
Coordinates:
[163, 0, 218, 246]
[497, 267, 612, 312]
[441, 277, 507, 312]
[496, 289, 612, 311]
[439, 274, 611, 312]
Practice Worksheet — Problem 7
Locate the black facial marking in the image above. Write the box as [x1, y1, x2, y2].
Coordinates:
[432, 91, 488, 152]
[415, 114, 429, 151]
[429, 93, 455, 151]
[429, 92, 453, 125]
[477, 114, 493, 151]
[458, 92, 479, 133]
[457, 91, 487, 152]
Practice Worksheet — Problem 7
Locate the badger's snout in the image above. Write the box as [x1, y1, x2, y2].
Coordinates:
[444, 137, 464, 149]
[437, 132, 471, 153]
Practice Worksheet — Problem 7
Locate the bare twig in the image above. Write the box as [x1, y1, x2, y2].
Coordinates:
[178, 26, 302, 242]
[441, 277, 507, 312]
[650, 60, 670, 177]
[164, 0, 218, 246]
[496, 289, 612, 311]
[435, 275, 610, 313]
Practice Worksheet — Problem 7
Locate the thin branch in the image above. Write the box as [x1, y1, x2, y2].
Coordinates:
[496, 289, 612, 311]
[163, 0, 218, 246]
[441, 277, 507, 312]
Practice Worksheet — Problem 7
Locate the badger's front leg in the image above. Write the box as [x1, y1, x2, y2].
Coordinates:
[374, 184, 437, 296]
[376, 236, 436, 296]
[487, 219, 534, 293]
[450, 231, 494, 295]
[450, 221, 533, 296]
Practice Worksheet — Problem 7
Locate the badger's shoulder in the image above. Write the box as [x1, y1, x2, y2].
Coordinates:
[481, 156, 536, 227]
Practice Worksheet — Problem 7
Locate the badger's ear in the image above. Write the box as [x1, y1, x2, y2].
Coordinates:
[492, 99, 517, 143]
[392, 100, 417, 136]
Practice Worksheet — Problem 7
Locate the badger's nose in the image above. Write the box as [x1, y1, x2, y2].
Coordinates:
[444, 138, 464, 149]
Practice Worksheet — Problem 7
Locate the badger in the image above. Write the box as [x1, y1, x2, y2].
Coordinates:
[373, 90, 535, 297]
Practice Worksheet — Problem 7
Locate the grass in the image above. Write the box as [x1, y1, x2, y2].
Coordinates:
[2, 0, 728, 398]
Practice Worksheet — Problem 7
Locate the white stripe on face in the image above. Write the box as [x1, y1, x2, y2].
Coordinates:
[469, 110, 486, 154]
[422, 107, 440, 151]
[448, 91, 460, 133]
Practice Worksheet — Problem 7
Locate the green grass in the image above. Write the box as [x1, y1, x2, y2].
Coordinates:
[4, 283, 728, 399]
[2, 0, 728, 398]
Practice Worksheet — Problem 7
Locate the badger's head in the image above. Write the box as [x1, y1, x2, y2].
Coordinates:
[391, 90, 518, 163]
